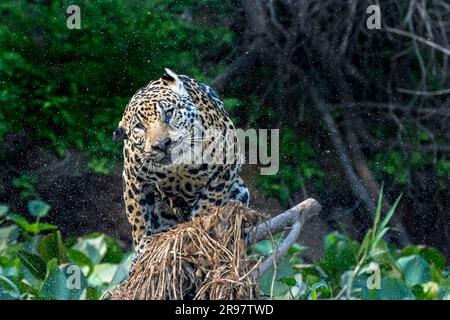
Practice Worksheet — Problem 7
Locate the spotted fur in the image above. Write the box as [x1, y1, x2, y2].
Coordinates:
[114, 69, 249, 254]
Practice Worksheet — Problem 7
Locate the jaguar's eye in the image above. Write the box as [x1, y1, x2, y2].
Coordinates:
[135, 122, 145, 130]
[165, 109, 174, 119]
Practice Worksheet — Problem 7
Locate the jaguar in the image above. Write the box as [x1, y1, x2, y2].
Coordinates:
[113, 68, 249, 254]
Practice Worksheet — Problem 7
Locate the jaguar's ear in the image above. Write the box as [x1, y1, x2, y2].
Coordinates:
[162, 68, 188, 97]
[112, 126, 126, 143]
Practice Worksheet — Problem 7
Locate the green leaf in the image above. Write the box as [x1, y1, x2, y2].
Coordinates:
[28, 200, 50, 218]
[86, 287, 102, 300]
[358, 229, 373, 259]
[260, 257, 295, 297]
[37, 232, 67, 264]
[362, 277, 415, 300]
[110, 253, 134, 286]
[17, 250, 47, 280]
[102, 235, 125, 264]
[34, 223, 58, 233]
[438, 286, 450, 300]
[88, 263, 119, 288]
[309, 280, 330, 300]
[40, 261, 69, 300]
[0, 225, 19, 251]
[254, 240, 273, 255]
[66, 248, 94, 277]
[8, 214, 57, 234]
[73, 234, 108, 264]
[7, 214, 33, 232]
[372, 227, 389, 249]
[379, 194, 402, 232]
[288, 243, 306, 255]
[421, 247, 446, 271]
[0, 205, 9, 217]
[397, 255, 431, 287]
[401, 245, 447, 272]
[310, 287, 317, 300]
[0, 276, 20, 300]
[321, 232, 358, 275]
[373, 185, 384, 236]
[277, 277, 296, 286]
[400, 245, 422, 256]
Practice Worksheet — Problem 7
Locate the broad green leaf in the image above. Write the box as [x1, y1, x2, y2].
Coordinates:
[17, 250, 47, 280]
[28, 200, 50, 218]
[0, 225, 19, 251]
[88, 263, 119, 288]
[110, 253, 134, 286]
[38, 232, 67, 264]
[66, 248, 94, 277]
[260, 257, 295, 297]
[362, 277, 415, 300]
[0, 276, 20, 300]
[40, 262, 69, 300]
[73, 234, 108, 264]
[255, 240, 273, 255]
[397, 255, 431, 287]
[321, 232, 358, 275]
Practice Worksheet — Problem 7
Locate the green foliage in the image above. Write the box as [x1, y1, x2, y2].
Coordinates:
[258, 128, 324, 205]
[0, 0, 233, 163]
[250, 190, 450, 300]
[12, 175, 38, 200]
[370, 123, 450, 187]
[0, 199, 132, 299]
[28, 200, 50, 219]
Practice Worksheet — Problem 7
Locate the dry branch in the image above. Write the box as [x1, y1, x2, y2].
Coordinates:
[248, 198, 322, 278]
[385, 26, 450, 57]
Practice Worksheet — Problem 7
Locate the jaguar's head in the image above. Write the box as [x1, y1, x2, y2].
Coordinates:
[113, 69, 201, 172]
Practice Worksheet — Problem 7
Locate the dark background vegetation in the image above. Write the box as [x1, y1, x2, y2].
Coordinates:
[0, 0, 449, 272]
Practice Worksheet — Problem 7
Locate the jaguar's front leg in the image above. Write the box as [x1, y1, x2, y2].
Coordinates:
[122, 173, 156, 261]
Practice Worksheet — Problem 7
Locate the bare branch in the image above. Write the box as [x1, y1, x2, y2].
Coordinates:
[246, 198, 322, 244]
[385, 26, 450, 56]
[308, 86, 377, 214]
[246, 198, 322, 279]
[397, 87, 450, 96]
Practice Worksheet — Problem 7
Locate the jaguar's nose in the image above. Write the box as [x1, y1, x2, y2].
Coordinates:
[151, 137, 172, 153]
